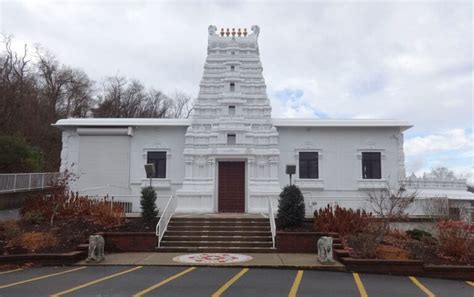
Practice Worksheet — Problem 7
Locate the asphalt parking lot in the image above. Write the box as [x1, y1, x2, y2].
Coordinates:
[0, 265, 472, 297]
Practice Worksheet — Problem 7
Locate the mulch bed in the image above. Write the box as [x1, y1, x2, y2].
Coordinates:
[1, 219, 104, 255]
[1, 217, 159, 256]
[341, 233, 472, 266]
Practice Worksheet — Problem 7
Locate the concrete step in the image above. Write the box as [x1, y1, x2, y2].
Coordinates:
[76, 243, 89, 251]
[162, 235, 272, 242]
[171, 217, 268, 223]
[334, 249, 350, 258]
[156, 246, 276, 253]
[165, 230, 271, 236]
[161, 241, 273, 247]
[169, 221, 269, 227]
[167, 225, 270, 232]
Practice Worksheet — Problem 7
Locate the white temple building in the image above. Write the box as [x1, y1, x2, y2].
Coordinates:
[54, 25, 473, 219]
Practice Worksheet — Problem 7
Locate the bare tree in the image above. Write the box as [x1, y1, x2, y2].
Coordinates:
[93, 75, 127, 117]
[169, 91, 194, 118]
[141, 88, 172, 118]
[425, 167, 457, 180]
[366, 183, 416, 243]
[93, 76, 188, 119]
[60, 69, 94, 118]
[0, 34, 36, 134]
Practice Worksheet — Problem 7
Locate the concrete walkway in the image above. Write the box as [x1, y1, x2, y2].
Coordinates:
[77, 252, 345, 271]
[0, 208, 20, 221]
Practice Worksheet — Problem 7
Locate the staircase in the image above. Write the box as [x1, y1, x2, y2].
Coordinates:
[157, 216, 275, 253]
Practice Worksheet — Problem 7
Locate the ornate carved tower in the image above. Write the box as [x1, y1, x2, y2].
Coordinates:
[176, 25, 280, 213]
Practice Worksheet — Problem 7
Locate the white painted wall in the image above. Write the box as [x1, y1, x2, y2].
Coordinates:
[59, 123, 409, 214]
[277, 126, 405, 215]
[60, 125, 187, 212]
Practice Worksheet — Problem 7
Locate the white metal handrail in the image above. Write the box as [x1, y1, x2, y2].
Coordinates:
[0, 172, 60, 193]
[267, 196, 276, 249]
[156, 195, 177, 248]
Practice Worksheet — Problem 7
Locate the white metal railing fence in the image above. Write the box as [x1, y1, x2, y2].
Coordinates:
[156, 195, 177, 248]
[267, 196, 276, 249]
[0, 172, 60, 193]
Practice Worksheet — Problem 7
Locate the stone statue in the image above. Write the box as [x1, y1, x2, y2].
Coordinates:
[251, 25, 260, 37]
[317, 236, 334, 263]
[208, 25, 217, 36]
[86, 235, 105, 263]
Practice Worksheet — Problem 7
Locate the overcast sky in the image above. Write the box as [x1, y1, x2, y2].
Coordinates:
[1, 0, 473, 183]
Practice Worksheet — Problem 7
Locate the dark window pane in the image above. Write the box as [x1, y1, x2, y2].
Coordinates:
[299, 152, 318, 179]
[147, 151, 166, 178]
[362, 152, 381, 179]
[227, 133, 236, 145]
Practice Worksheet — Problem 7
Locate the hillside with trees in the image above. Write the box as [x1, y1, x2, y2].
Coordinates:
[0, 34, 193, 173]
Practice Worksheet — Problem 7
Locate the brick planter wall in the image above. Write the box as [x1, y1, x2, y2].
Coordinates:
[424, 265, 474, 280]
[342, 258, 425, 275]
[0, 251, 87, 266]
[276, 231, 338, 253]
[103, 232, 156, 252]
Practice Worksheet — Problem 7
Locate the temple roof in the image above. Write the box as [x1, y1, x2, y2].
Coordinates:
[53, 118, 412, 131]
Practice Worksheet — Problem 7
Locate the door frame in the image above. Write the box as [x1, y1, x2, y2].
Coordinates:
[214, 158, 248, 213]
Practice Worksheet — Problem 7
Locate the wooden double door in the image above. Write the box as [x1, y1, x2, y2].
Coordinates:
[218, 161, 245, 213]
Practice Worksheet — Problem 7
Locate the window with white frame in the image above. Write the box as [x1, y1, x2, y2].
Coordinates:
[299, 152, 319, 179]
[147, 151, 166, 178]
[362, 152, 381, 179]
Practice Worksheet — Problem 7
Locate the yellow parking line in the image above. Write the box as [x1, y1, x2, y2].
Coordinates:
[0, 266, 86, 289]
[0, 268, 23, 275]
[353, 273, 368, 297]
[212, 268, 249, 297]
[288, 270, 304, 297]
[466, 281, 473, 287]
[132, 267, 196, 297]
[409, 276, 435, 297]
[50, 266, 143, 297]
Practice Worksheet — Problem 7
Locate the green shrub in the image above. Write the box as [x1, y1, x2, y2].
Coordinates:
[140, 186, 158, 224]
[22, 210, 44, 224]
[0, 135, 43, 173]
[406, 229, 432, 241]
[276, 184, 305, 229]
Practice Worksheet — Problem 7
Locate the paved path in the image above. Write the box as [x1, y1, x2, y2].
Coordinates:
[0, 266, 472, 296]
[0, 208, 19, 221]
[77, 252, 345, 271]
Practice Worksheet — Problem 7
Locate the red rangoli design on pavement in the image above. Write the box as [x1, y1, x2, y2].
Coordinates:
[172, 253, 252, 264]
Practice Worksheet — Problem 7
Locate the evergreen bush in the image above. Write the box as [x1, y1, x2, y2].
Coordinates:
[406, 228, 432, 241]
[276, 184, 305, 229]
[141, 186, 158, 223]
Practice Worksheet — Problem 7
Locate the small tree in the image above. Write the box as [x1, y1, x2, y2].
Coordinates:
[140, 186, 158, 223]
[277, 185, 305, 229]
[366, 183, 416, 244]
